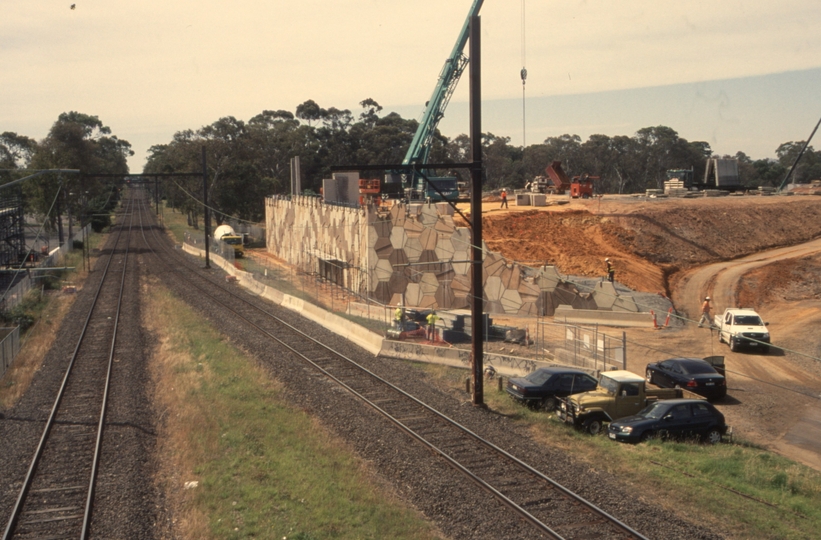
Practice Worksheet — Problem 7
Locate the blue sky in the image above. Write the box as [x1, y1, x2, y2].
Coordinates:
[2, 0, 819, 170]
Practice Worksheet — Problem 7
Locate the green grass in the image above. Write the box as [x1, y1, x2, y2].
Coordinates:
[149, 285, 442, 540]
[417, 363, 821, 539]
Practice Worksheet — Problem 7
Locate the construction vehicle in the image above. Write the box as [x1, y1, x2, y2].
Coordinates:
[213, 224, 245, 258]
[526, 161, 597, 198]
[373, 0, 483, 203]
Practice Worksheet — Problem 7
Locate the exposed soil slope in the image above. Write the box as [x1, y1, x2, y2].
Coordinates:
[476, 195, 821, 301]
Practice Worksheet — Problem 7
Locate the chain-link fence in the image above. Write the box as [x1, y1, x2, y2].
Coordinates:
[180, 231, 633, 372]
[0, 326, 20, 380]
[533, 320, 626, 373]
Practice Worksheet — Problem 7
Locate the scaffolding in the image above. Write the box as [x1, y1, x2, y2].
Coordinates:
[0, 186, 25, 269]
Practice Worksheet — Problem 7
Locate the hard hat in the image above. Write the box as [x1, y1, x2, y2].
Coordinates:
[605, 257, 610, 262]
[705, 296, 710, 300]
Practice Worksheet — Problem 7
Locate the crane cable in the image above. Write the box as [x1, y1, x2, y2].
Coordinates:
[520, 0, 527, 150]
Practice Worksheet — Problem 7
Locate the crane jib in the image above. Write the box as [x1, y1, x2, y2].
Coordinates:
[402, 0, 484, 168]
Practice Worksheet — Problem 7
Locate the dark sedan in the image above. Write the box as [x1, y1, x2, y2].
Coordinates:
[506, 367, 598, 411]
[646, 357, 726, 400]
[608, 399, 727, 444]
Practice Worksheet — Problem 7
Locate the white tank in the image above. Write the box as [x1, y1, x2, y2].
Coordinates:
[213, 224, 236, 240]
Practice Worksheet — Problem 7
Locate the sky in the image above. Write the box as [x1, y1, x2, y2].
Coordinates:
[2, 0, 820, 172]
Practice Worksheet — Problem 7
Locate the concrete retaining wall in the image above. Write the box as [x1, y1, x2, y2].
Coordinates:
[181, 243, 587, 377]
[554, 305, 654, 328]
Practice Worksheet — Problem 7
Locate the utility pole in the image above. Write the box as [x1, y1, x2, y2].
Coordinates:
[469, 15, 484, 406]
[202, 146, 210, 269]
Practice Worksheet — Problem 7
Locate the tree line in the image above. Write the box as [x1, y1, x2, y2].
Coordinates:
[3, 103, 820, 227]
[1, 112, 131, 236]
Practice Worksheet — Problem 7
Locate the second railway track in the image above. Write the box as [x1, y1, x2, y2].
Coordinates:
[3, 198, 139, 540]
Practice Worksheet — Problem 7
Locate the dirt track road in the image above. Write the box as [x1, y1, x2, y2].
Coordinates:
[672, 237, 821, 470]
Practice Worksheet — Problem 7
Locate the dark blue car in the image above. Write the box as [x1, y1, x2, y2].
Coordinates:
[646, 357, 726, 400]
[506, 367, 598, 411]
[608, 399, 727, 444]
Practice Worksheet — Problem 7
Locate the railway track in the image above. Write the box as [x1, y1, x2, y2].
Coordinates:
[133, 191, 648, 540]
[2, 198, 137, 540]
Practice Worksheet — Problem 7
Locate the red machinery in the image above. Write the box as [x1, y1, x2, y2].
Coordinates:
[528, 161, 598, 198]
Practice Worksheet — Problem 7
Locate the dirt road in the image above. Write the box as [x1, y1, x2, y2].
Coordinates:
[671, 236, 821, 470]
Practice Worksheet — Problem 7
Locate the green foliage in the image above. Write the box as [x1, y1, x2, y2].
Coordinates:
[0, 289, 45, 331]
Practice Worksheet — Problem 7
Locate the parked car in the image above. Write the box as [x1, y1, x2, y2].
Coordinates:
[645, 357, 726, 400]
[506, 367, 598, 411]
[607, 399, 727, 444]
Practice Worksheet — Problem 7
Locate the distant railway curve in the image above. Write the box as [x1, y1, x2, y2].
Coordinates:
[132, 190, 648, 540]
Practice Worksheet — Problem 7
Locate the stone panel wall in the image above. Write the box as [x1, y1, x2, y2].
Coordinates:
[265, 197, 633, 316]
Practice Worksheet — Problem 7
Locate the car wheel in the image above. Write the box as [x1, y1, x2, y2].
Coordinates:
[645, 369, 654, 384]
[542, 397, 557, 412]
[704, 428, 723, 445]
[730, 338, 739, 352]
[640, 431, 656, 443]
[718, 333, 725, 344]
[583, 418, 603, 435]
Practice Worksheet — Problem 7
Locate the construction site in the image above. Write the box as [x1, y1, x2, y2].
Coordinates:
[252, 187, 821, 470]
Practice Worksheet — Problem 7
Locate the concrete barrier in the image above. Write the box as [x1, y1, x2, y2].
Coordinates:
[180, 242, 557, 376]
[554, 305, 654, 328]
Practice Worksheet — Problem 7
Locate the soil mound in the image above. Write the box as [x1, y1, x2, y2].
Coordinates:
[480, 196, 821, 297]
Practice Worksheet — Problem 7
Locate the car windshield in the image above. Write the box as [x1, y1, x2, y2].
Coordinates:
[637, 402, 668, 419]
[599, 376, 619, 395]
[734, 315, 763, 325]
[680, 362, 716, 375]
[524, 370, 552, 385]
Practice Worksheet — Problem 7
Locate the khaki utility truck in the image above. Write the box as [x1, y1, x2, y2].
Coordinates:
[557, 370, 704, 435]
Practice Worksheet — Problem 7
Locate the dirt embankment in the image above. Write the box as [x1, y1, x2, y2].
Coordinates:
[479, 196, 821, 298]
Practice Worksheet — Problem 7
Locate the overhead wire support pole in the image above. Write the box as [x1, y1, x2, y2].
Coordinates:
[202, 146, 210, 269]
[469, 14, 484, 407]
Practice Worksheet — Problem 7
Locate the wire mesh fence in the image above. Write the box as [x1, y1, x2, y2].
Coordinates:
[181, 232, 634, 373]
[533, 320, 626, 373]
[0, 326, 20, 381]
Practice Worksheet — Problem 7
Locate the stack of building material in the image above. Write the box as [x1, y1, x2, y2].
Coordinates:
[757, 186, 776, 196]
[530, 193, 547, 206]
[645, 189, 665, 198]
[437, 309, 491, 342]
[702, 189, 726, 197]
[664, 179, 689, 197]
[515, 193, 531, 206]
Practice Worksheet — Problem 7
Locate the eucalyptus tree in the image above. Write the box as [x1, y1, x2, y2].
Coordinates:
[26, 112, 132, 238]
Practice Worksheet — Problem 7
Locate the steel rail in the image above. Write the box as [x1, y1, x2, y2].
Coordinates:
[2, 197, 136, 540]
[135, 195, 646, 540]
[81, 197, 135, 539]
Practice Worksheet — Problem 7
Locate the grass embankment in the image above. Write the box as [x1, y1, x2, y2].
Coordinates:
[420, 365, 821, 540]
[145, 281, 442, 540]
[0, 233, 106, 408]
